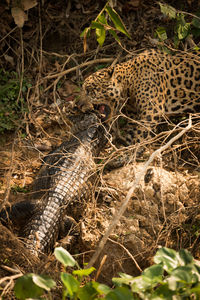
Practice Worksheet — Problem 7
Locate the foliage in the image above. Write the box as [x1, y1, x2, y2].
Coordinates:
[156, 2, 200, 50]
[81, 0, 130, 51]
[114, 248, 200, 299]
[14, 273, 55, 300]
[11, 184, 30, 194]
[14, 246, 200, 299]
[0, 69, 30, 134]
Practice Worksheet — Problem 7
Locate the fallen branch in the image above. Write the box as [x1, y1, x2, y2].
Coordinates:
[86, 116, 192, 268]
[43, 58, 114, 80]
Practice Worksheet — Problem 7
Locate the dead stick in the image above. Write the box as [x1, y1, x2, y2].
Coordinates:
[43, 58, 114, 80]
[86, 116, 192, 268]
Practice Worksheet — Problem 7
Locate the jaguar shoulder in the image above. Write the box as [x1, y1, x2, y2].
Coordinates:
[82, 49, 200, 143]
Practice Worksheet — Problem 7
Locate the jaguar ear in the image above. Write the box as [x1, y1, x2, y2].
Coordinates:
[107, 67, 114, 77]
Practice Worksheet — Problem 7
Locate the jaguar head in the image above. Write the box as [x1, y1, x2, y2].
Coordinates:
[80, 66, 124, 121]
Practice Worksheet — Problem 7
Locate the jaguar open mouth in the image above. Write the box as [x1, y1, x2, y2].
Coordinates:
[94, 104, 111, 121]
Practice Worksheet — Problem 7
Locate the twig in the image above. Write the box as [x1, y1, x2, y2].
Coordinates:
[0, 265, 21, 274]
[0, 27, 17, 43]
[86, 116, 192, 268]
[94, 255, 107, 281]
[0, 273, 23, 297]
[16, 28, 24, 103]
[0, 273, 23, 285]
[42, 58, 114, 80]
[108, 238, 142, 272]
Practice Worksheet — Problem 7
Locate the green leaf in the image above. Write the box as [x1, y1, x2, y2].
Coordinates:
[179, 249, 193, 265]
[176, 14, 190, 40]
[173, 34, 180, 49]
[190, 283, 200, 294]
[91, 21, 104, 30]
[131, 276, 152, 292]
[112, 273, 135, 287]
[92, 281, 111, 295]
[112, 272, 135, 287]
[78, 282, 98, 300]
[166, 266, 194, 292]
[118, 272, 135, 279]
[98, 12, 107, 25]
[170, 266, 193, 283]
[178, 23, 190, 40]
[32, 274, 56, 291]
[152, 284, 175, 299]
[73, 267, 96, 277]
[177, 22, 190, 40]
[61, 273, 79, 297]
[142, 264, 163, 284]
[14, 274, 44, 300]
[154, 247, 179, 273]
[96, 27, 106, 46]
[94, 64, 107, 71]
[106, 286, 134, 300]
[80, 27, 90, 38]
[105, 5, 130, 38]
[112, 277, 132, 287]
[156, 27, 168, 41]
[191, 28, 200, 38]
[159, 2, 176, 19]
[194, 263, 200, 276]
[54, 247, 76, 267]
[192, 14, 200, 29]
[109, 29, 121, 45]
[167, 276, 178, 291]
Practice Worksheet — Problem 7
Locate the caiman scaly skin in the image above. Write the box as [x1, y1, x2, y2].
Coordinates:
[22, 113, 106, 256]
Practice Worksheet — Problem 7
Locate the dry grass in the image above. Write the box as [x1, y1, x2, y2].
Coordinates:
[1, 0, 200, 297]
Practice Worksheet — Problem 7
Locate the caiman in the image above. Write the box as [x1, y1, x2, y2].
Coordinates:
[0, 112, 107, 256]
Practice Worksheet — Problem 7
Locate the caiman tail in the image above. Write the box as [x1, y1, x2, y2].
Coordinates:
[23, 113, 106, 256]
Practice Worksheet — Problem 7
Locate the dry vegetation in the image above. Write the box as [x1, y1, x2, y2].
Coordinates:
[1, 0, 200, 298]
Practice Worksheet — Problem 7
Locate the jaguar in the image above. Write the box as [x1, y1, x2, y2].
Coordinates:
[82, 49, 200, 144]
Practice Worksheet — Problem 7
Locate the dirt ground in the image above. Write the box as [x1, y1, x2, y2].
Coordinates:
[1, 0, 200, 298]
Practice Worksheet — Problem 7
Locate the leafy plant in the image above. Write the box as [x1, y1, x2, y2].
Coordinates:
[81, 0, 130, 51]
[14, 273, 55, 300]
[14, 246, 200, 299]
[0, 69, 30, 134]
[11, 184, 30, 194]
[14, 247, 111, 300]
[113, 247, 200, 299]
[156, 2, 200, 50]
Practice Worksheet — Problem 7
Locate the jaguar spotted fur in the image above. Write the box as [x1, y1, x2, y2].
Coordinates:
[82, 49, 200, 144]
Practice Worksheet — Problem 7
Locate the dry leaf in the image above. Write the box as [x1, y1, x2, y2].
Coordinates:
[63, 81, 78, 95]
[55, 61, 61, 72]
[123, 0, 141, 11]
[128, 0, 141, 8]
[4, 54, 14, 66]
[11, 7, 27, 28]
[22, 0, 38, 11]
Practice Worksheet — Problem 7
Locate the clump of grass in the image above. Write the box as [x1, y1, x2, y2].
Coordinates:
[0, 69, 31, 133]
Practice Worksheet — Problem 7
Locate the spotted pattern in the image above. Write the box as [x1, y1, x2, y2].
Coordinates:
[82, 49, 200, 143]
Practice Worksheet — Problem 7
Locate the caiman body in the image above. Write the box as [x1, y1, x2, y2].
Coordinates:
[0, 113, 107, 256]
